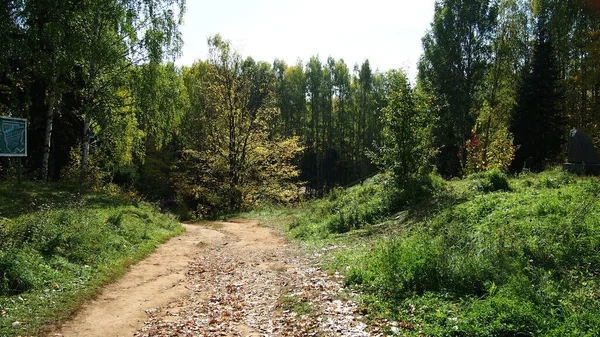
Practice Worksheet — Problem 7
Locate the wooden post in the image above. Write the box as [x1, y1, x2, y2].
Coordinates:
[18, 157, 22, 185]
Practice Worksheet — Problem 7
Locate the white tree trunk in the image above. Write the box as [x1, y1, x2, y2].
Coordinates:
[81, 115, 91, 179]
[40, 75, 57, 181]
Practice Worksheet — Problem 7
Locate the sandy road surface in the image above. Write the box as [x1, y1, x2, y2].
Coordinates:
[47, 220, 385, 337]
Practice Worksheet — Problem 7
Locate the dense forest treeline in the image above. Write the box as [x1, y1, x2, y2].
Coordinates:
[1, 0, 600, 216]
[0, 0, 186, 181]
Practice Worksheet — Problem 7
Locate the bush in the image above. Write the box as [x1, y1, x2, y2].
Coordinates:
[459, 293, 542, 336]
[468, 168, 511, 192]
[370, 235, 443, 298]
[291, 174, 395, 236]
[113, 164, 139, 187]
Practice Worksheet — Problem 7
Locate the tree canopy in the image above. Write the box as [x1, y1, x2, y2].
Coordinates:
[2, 0, 600, 216]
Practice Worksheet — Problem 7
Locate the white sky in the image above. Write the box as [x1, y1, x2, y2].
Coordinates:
[175, 0, 436, 81]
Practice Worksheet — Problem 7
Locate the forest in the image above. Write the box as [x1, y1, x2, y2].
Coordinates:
[2, 0, 600, 335]
[0, 0, 599, 217]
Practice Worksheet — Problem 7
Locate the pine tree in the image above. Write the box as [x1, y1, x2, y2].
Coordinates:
[510, 12, 564, 171]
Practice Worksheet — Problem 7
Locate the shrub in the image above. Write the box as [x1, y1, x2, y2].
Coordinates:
[369, 235, 444, 298]
[292, 173, 446, 238]
[468, 168, 511, 192]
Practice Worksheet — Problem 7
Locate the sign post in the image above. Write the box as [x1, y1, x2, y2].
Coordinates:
[0, 116, 27, 184]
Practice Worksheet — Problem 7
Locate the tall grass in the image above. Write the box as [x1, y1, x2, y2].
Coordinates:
[298, 169, 600, 336]
[0, 182, 183, 336]
[290, 173, 443, 238]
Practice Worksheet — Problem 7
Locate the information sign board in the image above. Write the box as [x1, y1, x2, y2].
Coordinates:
[0, 116, 27, 157]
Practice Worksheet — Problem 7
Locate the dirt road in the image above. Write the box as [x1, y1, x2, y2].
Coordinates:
[48, 219, 384, 336]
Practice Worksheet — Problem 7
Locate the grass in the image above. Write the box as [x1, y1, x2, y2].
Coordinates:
[235, 204, 306, 235]
[0, 181, 183, 336]
[277, 294, 314, 315]
[271, 168, 600, 336]
[287, 173, 443, 239]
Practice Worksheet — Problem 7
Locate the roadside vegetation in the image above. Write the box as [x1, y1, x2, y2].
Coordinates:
[0, 182, 182, 336]
[281, 169, 600, 336]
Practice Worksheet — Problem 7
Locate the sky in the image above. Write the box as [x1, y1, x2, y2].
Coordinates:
[175, 0, 437, 81]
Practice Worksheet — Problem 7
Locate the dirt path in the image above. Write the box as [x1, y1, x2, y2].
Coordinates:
[49, 220, 386, 337]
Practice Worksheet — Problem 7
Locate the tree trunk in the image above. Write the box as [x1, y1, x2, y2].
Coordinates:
[40, 75, 57, 181]
[81, 115, 92, 180]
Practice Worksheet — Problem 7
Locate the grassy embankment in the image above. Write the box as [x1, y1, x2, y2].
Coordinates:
[0, 182, 183, 336]
[251, 169, 600, 336]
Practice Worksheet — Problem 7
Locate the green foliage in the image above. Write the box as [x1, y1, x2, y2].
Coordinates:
[270, 55, 388, 189]
[465, 126, 517, 174]
[420, 0, 498, 177]
[0, 182, 182, 336]
[1, 0, 186, 181]
[335, 170, 600, 336]
[0, 248, 36, 295]
[131, 63, 189, 151]
[60, 147, 111, 189]
[465, 0, 527, 174]
[291, 173, 442, 237]
[467, 168, 511, 192]
[290, 175, 393, 237]
[510, 12, 565, 172]
[173, 36, 303, 218]
[374, 69, 431, 181]
[136, 146, 178, 200]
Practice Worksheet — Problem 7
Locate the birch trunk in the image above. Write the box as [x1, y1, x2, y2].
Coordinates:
[40, 75, 57, 181]
[81, 115, 91, 179]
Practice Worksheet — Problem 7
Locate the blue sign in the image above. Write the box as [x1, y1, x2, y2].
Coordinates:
[0, 116, 27, 157]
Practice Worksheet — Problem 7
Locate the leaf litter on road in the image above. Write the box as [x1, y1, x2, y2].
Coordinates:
[134, 221, 391, 337]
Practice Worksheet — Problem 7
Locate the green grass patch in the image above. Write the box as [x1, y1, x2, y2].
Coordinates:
[289, 173, 444, 239]
[277, 294, 314, 315]
[0, 181, 183, 336]
[235, 204, 306, 234]
[284, 169, 600, 336]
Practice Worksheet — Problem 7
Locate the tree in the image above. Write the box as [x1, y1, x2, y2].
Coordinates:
[331, 59, 352, 182]
[356, 60, 373, 173]
[132, 63, 188, 151]
[466, 0, 528, 173]
[175, 35, 303, 216]
[510, 9, 564, 171]
[304, 56, 326, 187]
[550, 0, 600, 147]
[376, 70, 429, 180]
[13, 0, 185, 181]
[76, 0, 185, 178]
[22, 0, 75, 181]
[0, 1, 26, 115]
[419, 0, 498, 176]
[305, 57, 324, 149]
[332, 59, 351, 152]
[272, 60, 307, 139]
